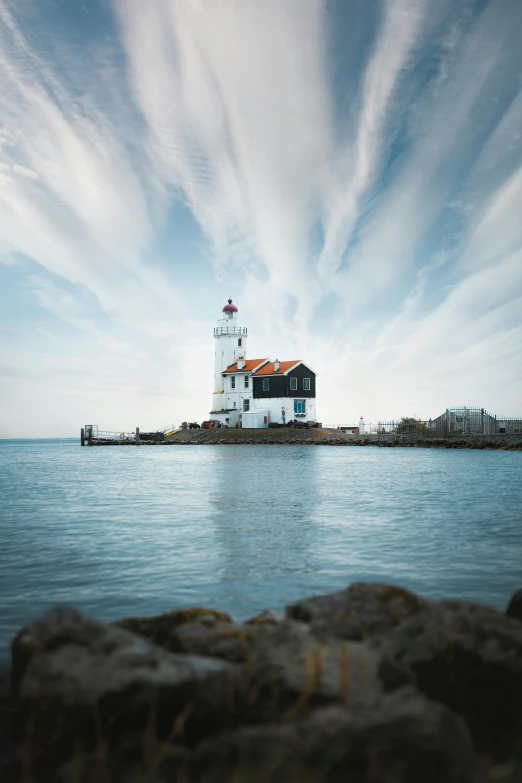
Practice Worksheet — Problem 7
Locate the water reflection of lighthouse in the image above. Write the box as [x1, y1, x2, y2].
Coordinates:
[208, 447, 321, 618]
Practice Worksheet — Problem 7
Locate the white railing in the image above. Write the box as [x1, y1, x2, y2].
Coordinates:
[90, 429, 136, 441]
[161, 423, 180, 436]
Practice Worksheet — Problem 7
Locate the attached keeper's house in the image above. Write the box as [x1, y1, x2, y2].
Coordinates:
[210, 300, 317, 428]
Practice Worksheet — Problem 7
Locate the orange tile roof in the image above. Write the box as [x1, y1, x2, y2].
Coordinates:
[252, 360, 300, 376]
[223, 359, 268, 374]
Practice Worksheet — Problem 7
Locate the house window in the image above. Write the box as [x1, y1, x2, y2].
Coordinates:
[244, 375, 249, 389]
[262, 378, 269, 391]
[290, 377, 297, 391]
[243, 399, 250, 412]
[294, 399, 306, 415]
[230, 376, 236, 389]
[303, 378, 310, 391]
[238, 338, 242, 347]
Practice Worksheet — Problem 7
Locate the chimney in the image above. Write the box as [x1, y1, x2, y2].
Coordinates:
[274, 359, 280, 372]
[237, 358, 245, 370]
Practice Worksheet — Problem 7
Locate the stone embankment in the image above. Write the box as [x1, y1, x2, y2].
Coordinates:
[164, 427, 348, 445]
[87, 428, 522, 448]
[2, 583, 522, 782]
[162, 428, 522, 449]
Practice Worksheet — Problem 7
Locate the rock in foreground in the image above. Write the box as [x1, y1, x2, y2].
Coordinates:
[378, 600, 522, 761]
[191, 690, 476, 783]
[11, 607, 239, 780]
[115, 606, 233, 644]
[286, 582, 429, 640]
[506, 589, 522, 622]
[4, 584, 522, 782]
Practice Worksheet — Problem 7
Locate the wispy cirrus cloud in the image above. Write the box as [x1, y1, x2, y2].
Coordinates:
[0, 0, 521, 435]
[317, 0, 427, 280]
[113, 0, 334, 306]
[0, 0, 184, 331]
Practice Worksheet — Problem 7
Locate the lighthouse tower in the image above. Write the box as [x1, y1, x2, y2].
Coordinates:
[211, 299, 248, 422]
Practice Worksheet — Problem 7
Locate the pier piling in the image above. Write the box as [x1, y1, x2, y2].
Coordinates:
[136, 427, 140, 445]
[81, 427, 85, 447]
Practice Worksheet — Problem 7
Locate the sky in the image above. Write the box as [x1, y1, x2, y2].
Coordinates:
[1, 0, 521, 437]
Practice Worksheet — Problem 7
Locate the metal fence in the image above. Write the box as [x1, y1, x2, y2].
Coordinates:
[497, 419, 522, 434]
[430, 408, 522, 437]
[331, 408, 522, 439]
[376, 421, 429, 436]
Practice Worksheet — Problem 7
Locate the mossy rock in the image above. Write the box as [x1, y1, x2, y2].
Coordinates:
[245, 610, 285, 626]
[287, 583, 429, 641]
[115, 607, 233, 648]
[168, 620, 257, 662]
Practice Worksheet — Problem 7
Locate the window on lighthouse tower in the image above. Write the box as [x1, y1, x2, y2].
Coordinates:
[238, 338, 242, 347]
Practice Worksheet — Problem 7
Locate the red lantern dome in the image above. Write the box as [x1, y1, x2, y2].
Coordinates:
[222, 298, 238, 313]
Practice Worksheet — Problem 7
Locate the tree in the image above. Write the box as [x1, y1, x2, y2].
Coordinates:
[396, 416, 429, 434]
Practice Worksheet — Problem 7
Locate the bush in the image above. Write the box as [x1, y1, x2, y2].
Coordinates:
[396, 416, 429, 434]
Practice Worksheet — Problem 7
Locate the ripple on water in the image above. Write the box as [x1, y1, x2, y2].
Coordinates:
[1, 440, 521, 661]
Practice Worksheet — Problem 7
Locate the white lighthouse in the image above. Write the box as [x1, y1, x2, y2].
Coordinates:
[209, 298, 318, 429]
[211, 299, 248, 425]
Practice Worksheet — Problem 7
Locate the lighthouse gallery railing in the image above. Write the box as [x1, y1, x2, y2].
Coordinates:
[214, 326, 248, 335]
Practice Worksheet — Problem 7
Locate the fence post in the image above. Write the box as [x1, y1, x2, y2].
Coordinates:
[136, 427, 140, 445]
[81, 427, 85, 447]
[445, 409, 449, 438]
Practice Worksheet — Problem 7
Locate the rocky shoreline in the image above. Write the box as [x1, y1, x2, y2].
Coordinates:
[1, 583, 522, 782]
[90, 428, 522, 450]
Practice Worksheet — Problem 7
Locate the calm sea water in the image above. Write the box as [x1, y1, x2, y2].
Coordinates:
[1, 439, 521, 662]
